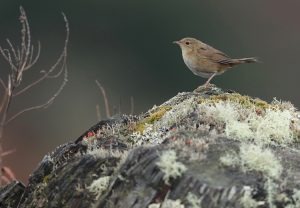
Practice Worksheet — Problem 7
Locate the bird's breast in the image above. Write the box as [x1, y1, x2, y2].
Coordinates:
[181, 51, 223, 78]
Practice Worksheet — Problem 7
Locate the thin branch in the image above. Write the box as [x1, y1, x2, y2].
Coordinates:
[0, 78, 7, 112]
[2, 166, 16, 181]
[96, 104, 101, 121]
[6, 65, 68, 124]
[95, 80, 111, 118]
[28, 45, 34, 65]
[0, 48, 18, 72]
[12, 12, 69, 97]
[0, 77, 13, 139]
[0, 92, 7, 113]
[0, 78, 6, 91]
[6, 39, 18, 63]
[15, 7, 32, 84]
[29, 41, 41, 67]
[19, 6, 30, 69]
[7, 75, 12, 97]
[1, 149, 16, 157]
[0, 47, 12, 65]
[1, 176, 10, 184]
[13, 69, 48, 97]
[0, 7, 69, 142]
[43, 60, 66, 79]
[23, 7, 31, 69]
[16, 47, 21, 63]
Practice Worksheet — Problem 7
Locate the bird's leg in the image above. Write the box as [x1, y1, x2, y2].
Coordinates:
[204, 72, 217, 88]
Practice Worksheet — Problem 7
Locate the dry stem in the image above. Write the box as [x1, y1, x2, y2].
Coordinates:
[0, 6, 69, 186]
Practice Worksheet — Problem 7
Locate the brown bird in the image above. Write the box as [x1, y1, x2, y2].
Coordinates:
[173, 37, 258, 87]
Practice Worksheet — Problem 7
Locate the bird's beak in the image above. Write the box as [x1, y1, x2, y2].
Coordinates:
[173, 40, 180, 45]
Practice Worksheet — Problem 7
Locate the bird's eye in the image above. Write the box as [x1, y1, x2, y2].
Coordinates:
[185, 42, 190, 45]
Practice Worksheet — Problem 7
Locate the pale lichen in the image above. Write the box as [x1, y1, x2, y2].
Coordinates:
[199, 95, 299, 144]
[186, 192, 202, 208]
[154, 97, 198, 128]
[87, 176, 110, 200]
[220, 143, 282, 180]
[130, 91, 300, 147]
[240, 144, 282, 179]
[129, 124, 164, 145]
[220, 151, 240, 168]
[265, 178, 277, 208]
[254, 109, 294, 143]
[286, 189, 300, 208]
[240, 186, 259, 208]
[156, 150, 187, 185]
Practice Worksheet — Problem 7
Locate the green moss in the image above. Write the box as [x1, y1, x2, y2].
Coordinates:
[43, 175, 51, 184]
[135, 106, 171, 133]
[199, 93, 270, 110]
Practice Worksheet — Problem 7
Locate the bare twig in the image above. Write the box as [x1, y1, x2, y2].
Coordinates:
[0, 78, 5, 89]
[0, 7, 70, 185]
[7, 65, 68, 124]
[1, 176, 10, 184]
[19, 6, 31, 72]
[6, 39, 18, 62]
[95, 80, 111, 118]
[0, 48, 18, 72]
[0, 48, 12, 66]
[0, 8, 69, 125]
[0, 93, 6, 113]
[96, 104, 101, 121]
[2, 166, 16, 181]
[13, 13, 68, 97]
[1, 149, 16, 157]
[0, 78, 13, 139]
[24, 41, 41, 71]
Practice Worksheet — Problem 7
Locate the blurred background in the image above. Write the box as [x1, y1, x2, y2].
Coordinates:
[0, 0, 299, 183]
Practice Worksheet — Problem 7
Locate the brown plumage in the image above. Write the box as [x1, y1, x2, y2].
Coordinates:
[173, 37, 258, 87]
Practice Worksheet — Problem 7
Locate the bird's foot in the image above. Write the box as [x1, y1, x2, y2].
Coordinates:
[194, 83, 216, 93]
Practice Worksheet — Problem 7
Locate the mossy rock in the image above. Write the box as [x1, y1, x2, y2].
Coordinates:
[2, 86, 300, 208]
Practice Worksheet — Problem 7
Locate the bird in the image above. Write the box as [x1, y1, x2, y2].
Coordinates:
[173, 37, 258, 87]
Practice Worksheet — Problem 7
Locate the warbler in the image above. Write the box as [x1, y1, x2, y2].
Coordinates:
[173, 37, 258, 87]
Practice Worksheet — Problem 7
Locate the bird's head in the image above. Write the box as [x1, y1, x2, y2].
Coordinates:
[173, 37, 204, 53]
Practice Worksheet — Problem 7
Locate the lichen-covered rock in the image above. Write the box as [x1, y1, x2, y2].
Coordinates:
[2, 86, 300, 208]
[0, 181, 24, 208]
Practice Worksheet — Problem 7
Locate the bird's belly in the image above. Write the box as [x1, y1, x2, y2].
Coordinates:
[183, 56, 221, 78]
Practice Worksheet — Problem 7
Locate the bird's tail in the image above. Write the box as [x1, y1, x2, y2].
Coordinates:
[235, 57, 259, 64]
[219, 57, 260, 66]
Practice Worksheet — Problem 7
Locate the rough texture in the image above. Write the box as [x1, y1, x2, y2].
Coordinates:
[1, 86, 300, 208]
[0, 181, 24, 208]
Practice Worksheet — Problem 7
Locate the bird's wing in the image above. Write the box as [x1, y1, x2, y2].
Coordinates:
[197, 44, 232, 65]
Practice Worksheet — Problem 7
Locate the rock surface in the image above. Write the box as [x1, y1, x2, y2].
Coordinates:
[1, 86, 300, 208]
